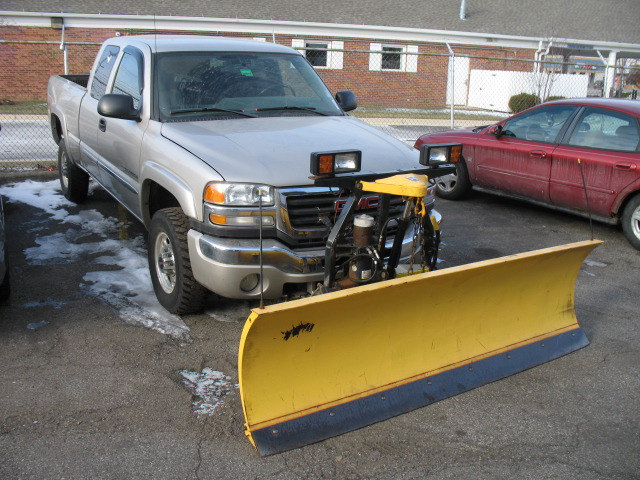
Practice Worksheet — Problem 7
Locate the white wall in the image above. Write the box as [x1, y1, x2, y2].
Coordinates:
[467, 70, 589, 112]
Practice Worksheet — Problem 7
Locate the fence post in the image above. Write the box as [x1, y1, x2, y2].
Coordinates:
[446, 43, 455, 129]
[603, 51, 617, 98]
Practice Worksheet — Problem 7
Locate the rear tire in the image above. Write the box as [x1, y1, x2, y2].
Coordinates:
[621, 194, 640, 250]
[148, 207, 208, 314]
[58, 140, 89, 203]
[435, 159, 472, 200]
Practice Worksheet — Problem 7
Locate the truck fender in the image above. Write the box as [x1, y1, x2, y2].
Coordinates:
[140, 162, 200, 228]
[49, 108, 65, 145]
[49, 110, 80, 165]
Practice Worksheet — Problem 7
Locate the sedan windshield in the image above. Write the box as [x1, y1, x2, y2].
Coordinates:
[156, 51, 343, 120]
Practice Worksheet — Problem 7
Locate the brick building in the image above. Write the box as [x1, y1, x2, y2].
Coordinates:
[1, 1, 639, 108]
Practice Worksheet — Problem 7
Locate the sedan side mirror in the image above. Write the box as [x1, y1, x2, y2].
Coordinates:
[490, 124, 503, 136]
[97, 94, 140, 121]
[335, 90, 358, 112]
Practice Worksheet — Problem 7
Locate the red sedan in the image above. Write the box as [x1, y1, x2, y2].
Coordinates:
[415, 98, 640, 250]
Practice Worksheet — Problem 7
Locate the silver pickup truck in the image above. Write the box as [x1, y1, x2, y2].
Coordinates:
[47, 35, 438, 314]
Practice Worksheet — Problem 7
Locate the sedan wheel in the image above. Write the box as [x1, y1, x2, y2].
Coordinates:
[622, 195, 640, 250]
[435, 160, 472, 200]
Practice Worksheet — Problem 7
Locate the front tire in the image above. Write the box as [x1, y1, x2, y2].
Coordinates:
[148, 208, 208, 314]
[58, 140, 89, 203]
[621, 194, 640, 250]
[435, 159, 472, 200]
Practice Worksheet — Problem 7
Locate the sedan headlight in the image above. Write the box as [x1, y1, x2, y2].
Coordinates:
[204, 183, 274, 206]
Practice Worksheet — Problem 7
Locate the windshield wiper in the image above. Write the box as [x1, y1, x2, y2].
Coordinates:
[169, 107, 257, 118]
[255, 106, 328, 116]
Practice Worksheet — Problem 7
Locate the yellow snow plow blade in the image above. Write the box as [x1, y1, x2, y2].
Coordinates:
[238, 240, 601, 455]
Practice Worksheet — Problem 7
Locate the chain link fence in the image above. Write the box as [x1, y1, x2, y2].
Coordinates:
[1, 40, 638, 177]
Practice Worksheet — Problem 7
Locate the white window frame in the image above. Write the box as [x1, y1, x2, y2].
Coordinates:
[369, 43, 419, 73]
[292, 39, 344, 70]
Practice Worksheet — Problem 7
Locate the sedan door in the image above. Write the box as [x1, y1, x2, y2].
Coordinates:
[473, 104, 579, 202]
[550, 107, 640, 217]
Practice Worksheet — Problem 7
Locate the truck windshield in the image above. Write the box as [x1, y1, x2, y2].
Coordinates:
[156, 51, 343, 120]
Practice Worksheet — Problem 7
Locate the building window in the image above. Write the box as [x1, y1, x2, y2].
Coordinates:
[382, 46, 403, 70]
[305, 41, 329, 67]
[292, 39, 344, 70]
[369, 43, 419, 73]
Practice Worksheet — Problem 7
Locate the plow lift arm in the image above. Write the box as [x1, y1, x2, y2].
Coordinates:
[238, 144, 602, 456]
[314, 144, 459, 292]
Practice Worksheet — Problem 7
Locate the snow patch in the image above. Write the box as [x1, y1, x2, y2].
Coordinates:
[0, 180, 190, 339]
[179, 368, 235, 415]
[584, 259, 607, 268]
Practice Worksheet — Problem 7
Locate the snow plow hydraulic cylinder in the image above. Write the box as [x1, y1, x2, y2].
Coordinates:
[238, 239, 601, 455]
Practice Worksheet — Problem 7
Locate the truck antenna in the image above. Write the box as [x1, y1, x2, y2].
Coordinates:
[258, 188, 265, 309]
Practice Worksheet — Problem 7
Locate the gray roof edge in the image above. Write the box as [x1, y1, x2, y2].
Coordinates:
[2, 10, 639, 53]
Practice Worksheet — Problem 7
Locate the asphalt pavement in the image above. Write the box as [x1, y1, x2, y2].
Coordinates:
[0, 177, 638, 479]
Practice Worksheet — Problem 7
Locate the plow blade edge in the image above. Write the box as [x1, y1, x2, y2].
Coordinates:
[238, 240, 601, 455]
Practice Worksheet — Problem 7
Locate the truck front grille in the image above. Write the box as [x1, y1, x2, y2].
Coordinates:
[280, 189, 406, 248]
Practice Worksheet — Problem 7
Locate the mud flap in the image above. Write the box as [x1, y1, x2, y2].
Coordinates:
[238, 240, 601, 455]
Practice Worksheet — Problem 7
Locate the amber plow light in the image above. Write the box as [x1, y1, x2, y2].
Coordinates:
[310, 151, 361, 176]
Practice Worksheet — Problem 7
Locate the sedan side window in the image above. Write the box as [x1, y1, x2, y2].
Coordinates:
[567, 108, 640, 152]
[502, 105, 578, 143]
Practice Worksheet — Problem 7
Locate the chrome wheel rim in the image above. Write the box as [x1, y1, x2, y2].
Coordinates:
[60, 150, 69, 190]
[154, 232, 176, 294]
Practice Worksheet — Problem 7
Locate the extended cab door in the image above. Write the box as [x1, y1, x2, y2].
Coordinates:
[79, 44, 121, 181]
[473, 104, 579, 202]
[96, 46, 148, 218]
[550, 107, 640, 217]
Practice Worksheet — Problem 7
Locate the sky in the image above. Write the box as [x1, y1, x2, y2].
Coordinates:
[0, 179, 236, 415]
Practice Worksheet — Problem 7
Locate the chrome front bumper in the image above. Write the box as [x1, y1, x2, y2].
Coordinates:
[188, 209, 441, 300]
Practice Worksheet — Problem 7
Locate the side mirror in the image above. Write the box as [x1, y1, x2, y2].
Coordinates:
[97, 94, 140, 121]
[335, 90, 357, 112]
[490, 124, 503, 136]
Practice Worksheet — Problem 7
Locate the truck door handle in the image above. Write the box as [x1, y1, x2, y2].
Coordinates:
[529, 150, 547, 158]
[615, 162, 637, 171]
[99, 118, 107, 132]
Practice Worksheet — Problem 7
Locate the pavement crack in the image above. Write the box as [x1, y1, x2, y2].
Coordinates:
[194, 435, 204, 480]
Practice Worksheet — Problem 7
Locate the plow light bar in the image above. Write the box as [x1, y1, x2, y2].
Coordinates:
[311, 150, 361, 176]
[419, 143, 462, 166]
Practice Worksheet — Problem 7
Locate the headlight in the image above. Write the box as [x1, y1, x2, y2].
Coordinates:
[204, 183, 275, 227]
[419, 143, 462, 166]
[204, 183, 274, 206]
[310, 150, 361, 176]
